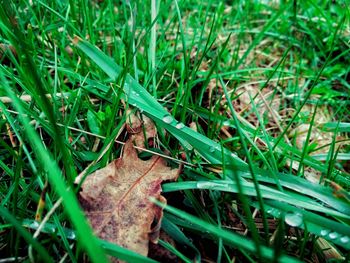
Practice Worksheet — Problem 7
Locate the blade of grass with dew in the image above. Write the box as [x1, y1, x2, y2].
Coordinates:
[242, 169, 350, 215]
[254, 201, 350, 250]
[153, 199, 302, 263]
[232, 167, 350, 216]
[162, 180, 350, 219]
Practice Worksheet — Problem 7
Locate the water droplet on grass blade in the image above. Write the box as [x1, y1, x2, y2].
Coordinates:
[131, 90, 140, 97]
[30, 221, 39, 229]
[175, 122, 185, 129]
[329, 232, 339, 240]
[197, 182, 213, 189]
[209, 146, 215, 153]
[285, 213, 303, 227]
[231, 152, 238, 158]
[196, 181, 223, 189]
[267, 208, 281, 217]
[320, 229, 330, 236]
[67, 231, 76, 239]
[162, 115, 173, 124]
[340, 236, 349, 243]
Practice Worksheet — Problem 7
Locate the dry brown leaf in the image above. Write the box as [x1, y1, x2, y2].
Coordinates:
[79, 139, 179, 260]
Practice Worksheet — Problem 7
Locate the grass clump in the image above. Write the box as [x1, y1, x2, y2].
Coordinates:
[0, 0, 350, 262]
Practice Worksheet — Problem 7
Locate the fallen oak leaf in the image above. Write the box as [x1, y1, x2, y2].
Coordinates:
[79, 139, 179, 261]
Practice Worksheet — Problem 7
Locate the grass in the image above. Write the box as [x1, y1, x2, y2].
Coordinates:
[0, 0, 350, 262]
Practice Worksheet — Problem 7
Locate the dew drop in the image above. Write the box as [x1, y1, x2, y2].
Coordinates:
[329, 232, 339, 240]
[209, 146, 215, 153]
[285, 213, 303, 227]
[162, 115, 173, 124]
[197, 181, 220, 189]
[340, 236, 350, 243]
[175, 122, 185, 129]
[30, 221, 39, 228]
[320, 229, 330, 236]
[131, 90, 140, 97]
[67, 231, 76, 239]
[197, 182, 212, 188]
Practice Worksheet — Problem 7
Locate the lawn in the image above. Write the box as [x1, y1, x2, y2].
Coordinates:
[0, 0, 350, 262]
